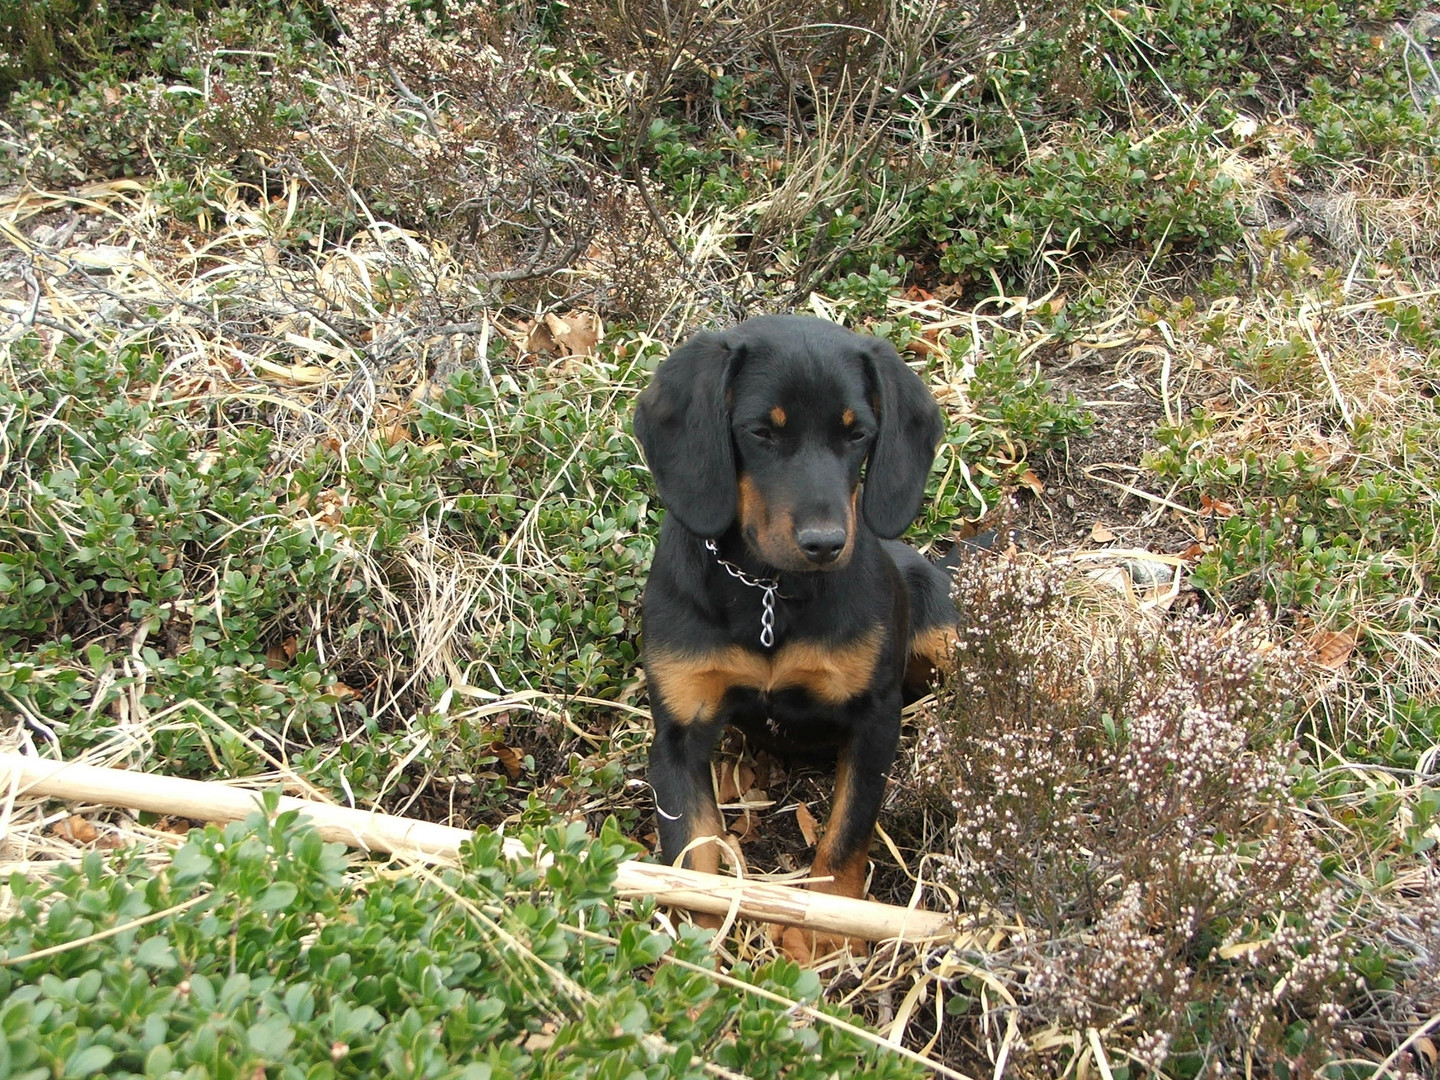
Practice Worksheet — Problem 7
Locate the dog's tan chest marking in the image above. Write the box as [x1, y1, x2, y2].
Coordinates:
[649, 628, 884, 725]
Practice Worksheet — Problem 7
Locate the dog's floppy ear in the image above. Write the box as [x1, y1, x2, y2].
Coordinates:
[861, 337, 944, 538]
[634, 330, 741, 537]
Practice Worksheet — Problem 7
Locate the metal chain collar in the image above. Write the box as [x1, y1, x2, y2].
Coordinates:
[705, 540, 778, 648]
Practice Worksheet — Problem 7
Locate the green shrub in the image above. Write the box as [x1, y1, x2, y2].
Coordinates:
[0, 330, 652, 786]
[3, 2, 326, 187]
[0, 799, 924, 1079]
[909, 328, 1093, 532]
[917, 130, 1244, 285]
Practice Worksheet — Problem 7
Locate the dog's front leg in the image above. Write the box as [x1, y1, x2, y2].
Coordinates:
[781, 694, 902, 962]
[648, 710, 730, 877]
[813, 704, 900, 899]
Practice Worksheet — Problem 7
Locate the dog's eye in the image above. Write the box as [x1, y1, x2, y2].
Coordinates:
[848, 427, 871, 444]
[749, 426, 775, 444]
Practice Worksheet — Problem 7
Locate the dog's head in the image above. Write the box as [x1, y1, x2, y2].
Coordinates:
[634, 315, 944, 572]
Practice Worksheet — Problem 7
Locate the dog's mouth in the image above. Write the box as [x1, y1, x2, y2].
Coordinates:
[742, 525, 855, 573]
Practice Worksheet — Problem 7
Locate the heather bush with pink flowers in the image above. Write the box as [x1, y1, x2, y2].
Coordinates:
[910, 554, 1436, 1076]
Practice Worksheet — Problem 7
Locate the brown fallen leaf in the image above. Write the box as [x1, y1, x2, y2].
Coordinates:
[730, 808, 760, 842]
[955, 519, 985, 542]
[795, 801, 819, 847]
[715, 760, 741, 804]
[408, 380, 444, 403]
[1174, 507, 1209, 541]
[266, 636, 300, 670]
[543, 311, 602, 358]
[735, 760, 755, 795]
[1199, 493, 1236, 518]
[903, 336, 946, 360]
[751, 751, 772, 791]
[1018, 469, 1044, 496]
[55, 815, 100, 844]
[1412, 1036, 1436, 1068]
[316, 489, 352, 525]
[1089, 522, 1117, 543]
[522, 1024, 557, 1052]
[493, 744, 524, 780]
[524, 319, 558, 355]
[1310, 629, 1357, 671]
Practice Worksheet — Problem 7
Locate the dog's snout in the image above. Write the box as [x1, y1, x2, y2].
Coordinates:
[796, 525, 848, 565]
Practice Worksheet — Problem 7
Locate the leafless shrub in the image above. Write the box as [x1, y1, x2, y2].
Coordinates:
[572, 0, 1082, 303]
[291, 2, 589, 298]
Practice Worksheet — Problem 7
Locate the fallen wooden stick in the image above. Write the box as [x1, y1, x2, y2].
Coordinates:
[1, 753, 952, 943]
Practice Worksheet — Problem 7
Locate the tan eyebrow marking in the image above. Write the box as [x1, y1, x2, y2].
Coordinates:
[841, 408, 855, 426]
[769, 406, 787, 427]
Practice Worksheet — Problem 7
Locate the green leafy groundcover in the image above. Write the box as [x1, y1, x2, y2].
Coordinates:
[1, 796, 921, 1080]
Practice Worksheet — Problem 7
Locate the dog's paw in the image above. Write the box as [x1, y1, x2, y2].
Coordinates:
[691, 909, 725, 932]
[771, 922, 868, 966]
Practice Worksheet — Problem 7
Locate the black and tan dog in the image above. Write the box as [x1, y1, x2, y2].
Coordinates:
[634, 315, 957, 945]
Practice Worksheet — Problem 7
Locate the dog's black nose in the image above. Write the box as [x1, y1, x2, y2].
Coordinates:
[796, 526, 847, 565]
